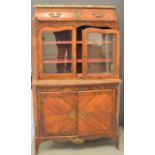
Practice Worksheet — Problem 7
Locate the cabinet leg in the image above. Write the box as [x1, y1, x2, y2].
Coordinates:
[112, 135, 120, 150]
[115, 138, 119, 150]
[35, 139, 41, 155]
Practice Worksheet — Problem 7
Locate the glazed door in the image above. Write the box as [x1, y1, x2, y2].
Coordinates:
[38, 26, 76, 79]
[38, 92, 77, 136]
[78, 90, 116, 136]
[83, 28, 120, 79]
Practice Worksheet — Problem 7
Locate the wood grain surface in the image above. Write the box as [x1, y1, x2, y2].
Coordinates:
[38, 92, 77, 136]
[78, 90, 116, 136]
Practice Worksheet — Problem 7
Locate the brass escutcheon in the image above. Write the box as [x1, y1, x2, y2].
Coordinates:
[71, 137, 85, 144]
[69, 111, 76, 119]
[79, 111, 86, 119]
[92, 12, 105, 18]
[75, 11, 81, 19]
[49, 12, 63, 18]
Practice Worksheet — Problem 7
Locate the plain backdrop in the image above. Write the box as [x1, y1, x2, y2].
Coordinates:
[31, 0, 124, 127]
[0, 1, 155, 155]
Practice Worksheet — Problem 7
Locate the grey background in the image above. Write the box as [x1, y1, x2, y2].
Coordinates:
[32, 0, 124, 127]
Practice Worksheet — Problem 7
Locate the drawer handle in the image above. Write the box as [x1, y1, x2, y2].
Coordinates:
[49, 12, 63, 18]
[79, 112, 86, 119]
[75, 11, 81, 19]
[69, 111, 76, 119]
[92, 12, 105, 18]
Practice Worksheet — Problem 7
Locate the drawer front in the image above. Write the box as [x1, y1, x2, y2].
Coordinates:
[36, 8, 117, 21]
[38, 92, 77, 136]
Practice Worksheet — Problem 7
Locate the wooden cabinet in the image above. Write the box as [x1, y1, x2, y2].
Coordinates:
[32, 5, 121, 154]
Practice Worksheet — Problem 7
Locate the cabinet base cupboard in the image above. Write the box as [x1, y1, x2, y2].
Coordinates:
[32, 5, 121, 154]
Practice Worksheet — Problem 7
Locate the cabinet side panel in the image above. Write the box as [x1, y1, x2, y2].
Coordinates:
[32, 20, 38, 79]
[32, 86, 40, 137]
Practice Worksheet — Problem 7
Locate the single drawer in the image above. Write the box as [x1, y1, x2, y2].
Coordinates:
[36, 8, 118, 21]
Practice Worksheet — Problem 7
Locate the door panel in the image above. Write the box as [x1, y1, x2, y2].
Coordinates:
[38, 92, 77, 136]
[83, 28, 120, 79]
[38, 26, 76, 79]
[78, 90, 116, 136]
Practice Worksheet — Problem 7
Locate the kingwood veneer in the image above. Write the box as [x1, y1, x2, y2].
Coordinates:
[32, 5, 121, 154]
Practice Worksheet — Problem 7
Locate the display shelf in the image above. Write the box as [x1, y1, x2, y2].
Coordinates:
[43, 41, 112, 45]
[43, 59, 72, 64]
[43, 58, 112, 64]
[77, 59, 83, 63]
[43, 41, 82, 44]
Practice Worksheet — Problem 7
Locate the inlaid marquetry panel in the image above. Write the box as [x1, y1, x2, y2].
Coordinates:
[78, 89, 116, 136]
[38, 92, 77, 136]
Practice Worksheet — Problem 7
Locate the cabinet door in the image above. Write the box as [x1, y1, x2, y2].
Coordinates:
[38, 26, 76, 79]
[83, 28, 120, 79]
[78, 90, 116, 136]
[38, 92, 77, 136]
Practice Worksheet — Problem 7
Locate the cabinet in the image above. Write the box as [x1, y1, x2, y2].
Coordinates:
[32, 5, 121, 154]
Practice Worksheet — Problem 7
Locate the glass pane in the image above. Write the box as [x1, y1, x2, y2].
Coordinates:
[42, 30, 72, 73]
[87, 32, 116, 74]
[88, 62, 112, 73]
[44, 63, 71, 73]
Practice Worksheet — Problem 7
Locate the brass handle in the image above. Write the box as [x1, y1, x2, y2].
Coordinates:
[49, 12, 63, 18]
[69, 111, 76, 119]
[74, 11, 81, 19]
[79, 112, 86, 119]
[92, 12, 105, 18]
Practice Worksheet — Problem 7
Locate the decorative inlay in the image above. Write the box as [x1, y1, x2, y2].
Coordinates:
[70, 137, 85, 144]
[49, 12, 63, 18]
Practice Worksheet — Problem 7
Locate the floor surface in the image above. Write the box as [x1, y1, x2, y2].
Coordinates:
[32, 127, 124, 155]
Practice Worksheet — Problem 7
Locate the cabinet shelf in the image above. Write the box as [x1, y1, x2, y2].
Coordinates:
[43, 41, 112, 45]
[43, 41, 82, 45]
[43, 58, 112, 64]
[43, 59, 72, 64]
[77, 59, 83, 63]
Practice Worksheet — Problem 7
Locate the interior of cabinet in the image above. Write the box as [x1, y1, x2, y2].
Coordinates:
[41, 26, 116, 79]
[42, 30, 72, 74]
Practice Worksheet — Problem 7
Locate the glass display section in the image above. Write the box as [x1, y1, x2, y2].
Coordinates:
[39, 26, 76, 79]
[38, 27, 119, 79]
[84, 28, 118, 78]
[42, 30, 72, 73]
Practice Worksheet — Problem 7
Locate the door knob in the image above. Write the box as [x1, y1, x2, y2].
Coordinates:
[69, 111, 76, 119]
[92, 12, 105, 18]
[79, 112, 86, 119]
